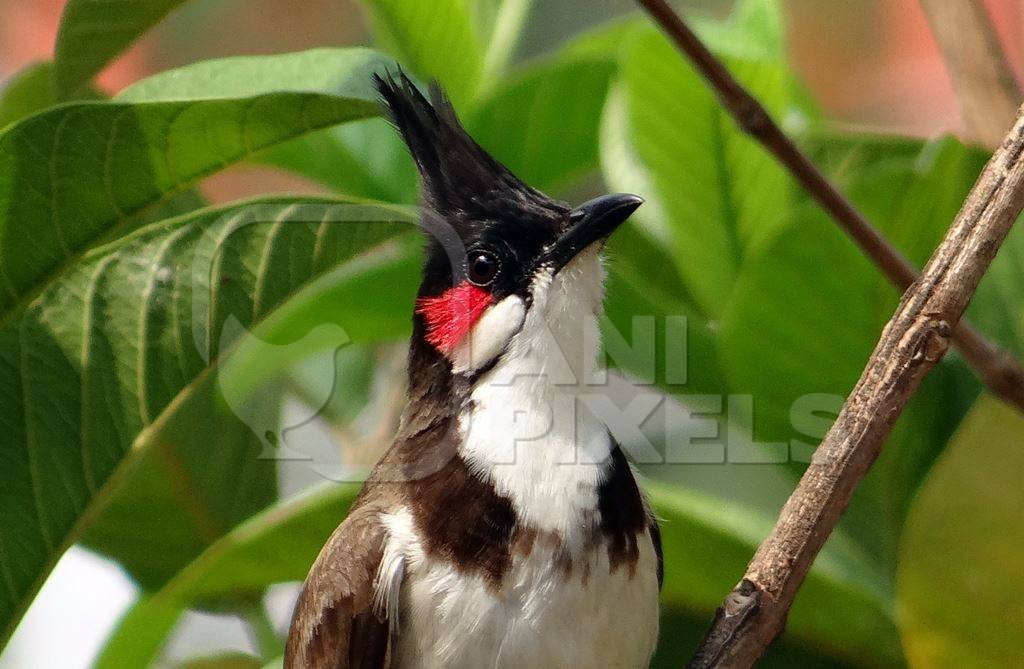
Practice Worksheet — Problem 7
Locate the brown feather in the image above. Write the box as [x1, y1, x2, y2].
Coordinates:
[284, 499, 396, 669]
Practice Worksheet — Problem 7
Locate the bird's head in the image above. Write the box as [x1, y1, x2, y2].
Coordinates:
[375, 71, 642, 383]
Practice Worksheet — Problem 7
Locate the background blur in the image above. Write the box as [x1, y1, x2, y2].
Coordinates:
[4, 0, 1023, 201]
[0, 1, 1020, 667]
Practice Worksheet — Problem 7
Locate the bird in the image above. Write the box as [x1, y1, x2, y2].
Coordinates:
[284, 70, 661, 669]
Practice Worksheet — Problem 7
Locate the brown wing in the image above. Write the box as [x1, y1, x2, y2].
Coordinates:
[285, 502, 397, 669]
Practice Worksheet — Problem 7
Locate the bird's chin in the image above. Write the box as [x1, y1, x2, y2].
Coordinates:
[537, 244, 607, 317]
[554, 237, 609, 274]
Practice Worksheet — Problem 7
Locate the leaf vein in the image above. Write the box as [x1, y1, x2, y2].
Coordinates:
[251, 203, 297, 319]
[80, 251, 120, 495]
[137, 224, 193, 426]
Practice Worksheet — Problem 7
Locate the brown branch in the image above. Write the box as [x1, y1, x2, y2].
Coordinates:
[920, 0, 1021, 148]
[635, 0, 1024, 413]
[688, 104, 1024, 668]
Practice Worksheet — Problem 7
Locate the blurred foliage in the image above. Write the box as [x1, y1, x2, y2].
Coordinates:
[0, 63, 59, 130]
[0, 0, 1022, 667]
[53, 0, 191, 98]
[897, 396, 1024, 669]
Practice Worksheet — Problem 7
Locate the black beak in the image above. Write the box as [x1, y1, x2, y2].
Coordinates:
[543, 193, 643, 274]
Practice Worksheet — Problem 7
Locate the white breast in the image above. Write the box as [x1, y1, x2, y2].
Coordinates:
[382, 508, 660, 669]
[459, 247, 611, 547]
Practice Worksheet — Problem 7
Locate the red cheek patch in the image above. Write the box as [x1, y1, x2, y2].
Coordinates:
[416, 282, 494, 354]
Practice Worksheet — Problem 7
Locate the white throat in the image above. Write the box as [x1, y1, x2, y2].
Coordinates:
[457, 248, 611, 546]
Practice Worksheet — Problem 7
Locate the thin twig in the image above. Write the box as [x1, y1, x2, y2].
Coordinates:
[689, 101, 1024, 668]
[920, 0, 1021, 147]
[635, 0, 1024, 413]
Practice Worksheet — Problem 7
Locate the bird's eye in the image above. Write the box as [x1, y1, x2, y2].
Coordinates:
[467, 250, 499, 286]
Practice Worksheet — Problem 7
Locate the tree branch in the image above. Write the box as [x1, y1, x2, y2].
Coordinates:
[687, 101, 1024, 669]
[635, 0, 1024, 414]
[920, 0, 1021, 148]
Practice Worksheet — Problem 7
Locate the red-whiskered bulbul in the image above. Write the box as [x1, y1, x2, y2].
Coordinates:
[285, 71, 661, 669]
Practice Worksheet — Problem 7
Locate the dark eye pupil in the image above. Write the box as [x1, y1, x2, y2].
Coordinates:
[468, 252, 498, 285]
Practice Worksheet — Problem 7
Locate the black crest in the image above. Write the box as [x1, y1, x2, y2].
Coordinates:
[373, 71, 567, 226]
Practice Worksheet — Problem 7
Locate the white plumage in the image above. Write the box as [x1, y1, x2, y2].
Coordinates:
[381, 506, 660, 669]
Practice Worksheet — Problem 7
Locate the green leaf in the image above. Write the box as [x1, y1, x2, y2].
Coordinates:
[1, 60, 105, 131]
[256, 120, 419, 203]
[719, 206, 890, 443]
[897, 396, 1024, 668]
[603, 254, 725, 394]
[121, 48, 415, 204]
[95, 483, 362, 669]
[608, 25, 795, 318]
[78, 372, 281, 592]
[359, 0, 484, 106]
[838, 135, 989, 268]
[0, 196, 414, 643]
[53, 0, 191, 98]
[600, 63, 723, 401]
[115, 49, 393, 104]
[0, 49, 391, 328]
[0, 97, 372, 318]
[0, 63, 58, 130]
[217, 231, 420, 400]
